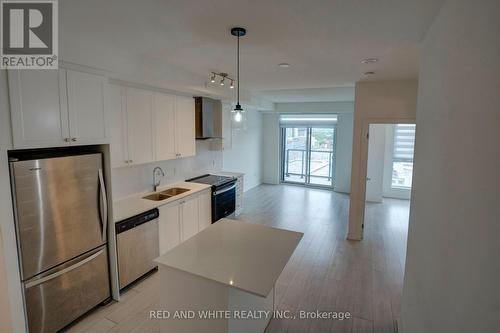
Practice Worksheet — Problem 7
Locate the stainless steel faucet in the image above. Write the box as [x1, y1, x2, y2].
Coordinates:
[153, 166, 165, 192]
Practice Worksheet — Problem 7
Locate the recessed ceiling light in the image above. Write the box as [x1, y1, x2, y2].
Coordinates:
[361, 58, 379, 64]
[364, 71, 376, 75]
[278, 63, 291, 68]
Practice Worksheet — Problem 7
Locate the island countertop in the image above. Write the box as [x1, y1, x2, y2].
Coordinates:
[155, 219, 303, 298]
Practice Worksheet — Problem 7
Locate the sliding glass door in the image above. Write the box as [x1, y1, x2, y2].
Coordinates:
[283, 127, 309, 184]
[308, 127, 335, 186]
[281, 115, 337, 188]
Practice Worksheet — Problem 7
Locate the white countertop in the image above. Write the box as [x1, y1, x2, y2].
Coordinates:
[154, 219, 303, 297]
[113, 182, 211, 222]
[215, 171, 244, 178]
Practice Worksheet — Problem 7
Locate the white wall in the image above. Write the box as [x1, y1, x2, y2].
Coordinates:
[112, 140, 222, 199]
[348, 80, 417, 240]
[401, 1, 500, 332]
[365, 124, 386, 202]
[223, 110, 263, 192]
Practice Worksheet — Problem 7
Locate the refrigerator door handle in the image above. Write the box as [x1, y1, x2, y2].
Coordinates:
[98, 169, 108, 242]
[25, 249, 105, 289]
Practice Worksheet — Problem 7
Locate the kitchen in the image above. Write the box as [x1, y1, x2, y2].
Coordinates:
[4, 53, 282, 331]
[3, 1, 495, 333]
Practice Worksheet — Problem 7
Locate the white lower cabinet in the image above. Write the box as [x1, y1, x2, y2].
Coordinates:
[181, 197, 199, 241]
[158, 189, 211, 255]
[159, 201, 181, 255]
[198, 190, 212, 231]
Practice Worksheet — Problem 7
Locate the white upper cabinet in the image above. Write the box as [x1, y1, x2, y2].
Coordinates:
[8, 67, 108, 149]
[125, 88, 155, 165]
[153, 93, 176, 161]
[175, 96, 196, 158]
[107, 86, 196, 167]
[107, 85, 128, 168]
[66, 70, 107, 144]
[8, 69, 69, 148]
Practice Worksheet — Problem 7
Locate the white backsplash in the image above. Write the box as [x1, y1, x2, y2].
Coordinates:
[111, 141, 222, 200]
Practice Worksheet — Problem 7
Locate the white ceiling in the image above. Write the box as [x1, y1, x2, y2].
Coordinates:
[60, 0, 443, 103]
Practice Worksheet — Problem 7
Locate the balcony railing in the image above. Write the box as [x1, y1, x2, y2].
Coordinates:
[284, 148, 334, 181]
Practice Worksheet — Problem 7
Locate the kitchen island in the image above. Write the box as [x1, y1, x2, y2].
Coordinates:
[154, 219, 303, 333]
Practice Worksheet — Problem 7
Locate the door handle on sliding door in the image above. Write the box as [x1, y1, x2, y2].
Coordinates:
[98, 169, 108, 241]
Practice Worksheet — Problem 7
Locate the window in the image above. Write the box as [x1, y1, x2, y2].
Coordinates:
[280, 114, 337, 187]
[391, 124, 415, 189]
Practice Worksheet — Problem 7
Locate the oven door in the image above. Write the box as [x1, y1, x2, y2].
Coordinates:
[212, 182, 236, 222]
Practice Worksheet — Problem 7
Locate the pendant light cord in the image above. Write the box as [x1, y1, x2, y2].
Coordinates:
[237, 34, 240, 105]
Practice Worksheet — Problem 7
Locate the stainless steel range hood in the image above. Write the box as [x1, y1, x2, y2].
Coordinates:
[194, 97, 222, 139]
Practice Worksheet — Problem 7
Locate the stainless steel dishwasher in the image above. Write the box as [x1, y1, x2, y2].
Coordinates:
[115, 208, 159, 289]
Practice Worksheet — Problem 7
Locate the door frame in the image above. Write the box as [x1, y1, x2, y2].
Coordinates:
[347, 117, 416, 241]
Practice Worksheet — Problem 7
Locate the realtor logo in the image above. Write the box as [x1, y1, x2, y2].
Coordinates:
[1, 0, 58, 69]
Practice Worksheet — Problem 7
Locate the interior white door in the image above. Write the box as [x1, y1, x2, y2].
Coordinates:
[153, 93, 176, 161]
[175, 96, 196, 158]
[8, 69, 70, 148]
[66, 70, 107, 144]
[159, 202, 181, 255]
[198, 190, 212, 231]
[126, 88, 155, 165]
[181, 197, 199, 241]
[107, 84, 128, 168]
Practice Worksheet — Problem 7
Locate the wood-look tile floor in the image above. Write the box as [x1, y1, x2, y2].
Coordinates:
[65, 184, 409, 333]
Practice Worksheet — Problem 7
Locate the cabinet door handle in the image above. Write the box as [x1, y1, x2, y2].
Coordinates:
[71, 138, 77, 142]
[64, 138, 70, 142]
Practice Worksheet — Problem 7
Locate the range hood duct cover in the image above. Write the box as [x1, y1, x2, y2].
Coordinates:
[194, 97, 222, 140]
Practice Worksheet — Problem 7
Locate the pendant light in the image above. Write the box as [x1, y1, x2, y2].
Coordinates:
[231, 27, 246, 122]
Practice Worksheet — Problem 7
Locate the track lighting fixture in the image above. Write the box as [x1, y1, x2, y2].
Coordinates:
[208, 72, 234, 89]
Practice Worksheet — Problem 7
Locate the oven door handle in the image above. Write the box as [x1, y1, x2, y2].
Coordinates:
[214, 183, 236, 195]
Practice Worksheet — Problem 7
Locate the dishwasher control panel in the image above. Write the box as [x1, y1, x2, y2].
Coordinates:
[115, 208, 159, 234]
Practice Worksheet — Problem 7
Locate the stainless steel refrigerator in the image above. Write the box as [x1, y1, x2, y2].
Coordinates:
[10, 152, 110, 333]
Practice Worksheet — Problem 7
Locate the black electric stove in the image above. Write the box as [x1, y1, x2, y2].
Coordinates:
[185, 174, 235, 188]
[186, 174, 237, 223]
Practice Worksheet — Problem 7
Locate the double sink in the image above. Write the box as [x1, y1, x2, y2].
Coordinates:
[142, 187, 190, 201]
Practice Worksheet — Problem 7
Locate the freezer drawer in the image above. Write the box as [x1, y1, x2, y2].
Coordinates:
[24, 245, 110, 333]
[117, 217, 159, 289]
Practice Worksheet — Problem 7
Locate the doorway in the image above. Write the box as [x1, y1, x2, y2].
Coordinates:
[365, 123, 415, 202]
[280, 115, 337, 188]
